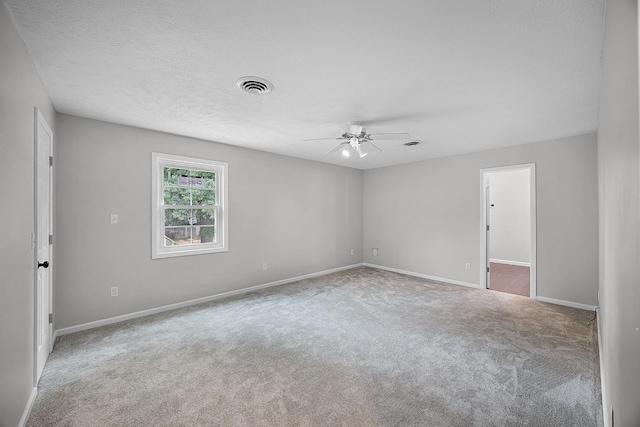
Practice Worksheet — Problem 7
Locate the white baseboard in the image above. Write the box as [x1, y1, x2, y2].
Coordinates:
[55, 263, 364, 337]
[535, 296, 597, 311]
[363, 263, 481, 289]
[596, 307, 609, 427]
[490, 258, 531, 267]
[363, 263, 597, 311]
[18, 387, 37, 427]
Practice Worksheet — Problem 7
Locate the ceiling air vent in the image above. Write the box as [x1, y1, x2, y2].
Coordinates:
[236, 76, 274, 95]
[403, 140, 422, 146]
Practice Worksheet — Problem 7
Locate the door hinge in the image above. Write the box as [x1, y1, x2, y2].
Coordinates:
[486, 225, 490, 231]
[49, 313, 53, 324]
[49, 234, 53, 245]
[487, 266, 490, 273]
[49, 156, 53, 166]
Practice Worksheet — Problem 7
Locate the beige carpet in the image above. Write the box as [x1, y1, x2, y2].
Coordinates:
[27, 267, 602, 426]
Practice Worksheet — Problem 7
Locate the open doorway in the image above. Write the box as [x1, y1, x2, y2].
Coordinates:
[480, 164, 536, 298]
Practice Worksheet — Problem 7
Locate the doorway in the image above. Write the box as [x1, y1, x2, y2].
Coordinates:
[480, 164, 536, 298]
[35, 108, 53, 383]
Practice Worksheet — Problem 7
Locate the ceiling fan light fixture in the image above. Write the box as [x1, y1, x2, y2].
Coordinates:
[355, 145, 368, 158]
[309, 122, 410, 159]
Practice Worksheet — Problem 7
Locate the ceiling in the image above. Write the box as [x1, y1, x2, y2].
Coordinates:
[5, 0, 605, 170]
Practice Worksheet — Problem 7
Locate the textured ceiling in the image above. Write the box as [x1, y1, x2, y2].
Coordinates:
[5, 0, 605, 169]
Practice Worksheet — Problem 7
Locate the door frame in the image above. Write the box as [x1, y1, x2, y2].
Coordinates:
[33, 108, 53, 384]
[479, 163, 537, 299]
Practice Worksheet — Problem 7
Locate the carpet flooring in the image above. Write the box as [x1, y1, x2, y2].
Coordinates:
[27, 267, 602, 426]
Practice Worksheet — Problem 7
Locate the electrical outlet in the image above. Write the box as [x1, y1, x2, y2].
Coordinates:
[110, 286, 118, 297]
[465, 263, 471, 270]
[350, 249, 354, 255]
[372, 248, 379, 257]
[263, 263, 268, 271]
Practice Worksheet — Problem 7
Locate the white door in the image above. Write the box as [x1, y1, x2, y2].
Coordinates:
[35, 109, 53, 382]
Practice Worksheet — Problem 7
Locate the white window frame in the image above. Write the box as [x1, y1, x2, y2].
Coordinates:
[152, 152, 228, 259]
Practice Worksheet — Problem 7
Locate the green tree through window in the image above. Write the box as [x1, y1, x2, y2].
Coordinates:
[163, 168, 216, 245]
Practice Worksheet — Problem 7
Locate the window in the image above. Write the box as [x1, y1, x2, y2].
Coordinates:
[152, 152, 228, 259]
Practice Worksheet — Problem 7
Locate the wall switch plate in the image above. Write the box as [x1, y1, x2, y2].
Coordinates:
[350, 249, 354, 255]
[110, 214, 119, 224]
[465, 263, 471, 270]
[263, 263, 268, 271]
[372, 248, 379, 257]
[110, 286, 118, 297]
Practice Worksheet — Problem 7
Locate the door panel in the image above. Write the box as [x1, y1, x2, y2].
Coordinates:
[35, 110, 53, 382]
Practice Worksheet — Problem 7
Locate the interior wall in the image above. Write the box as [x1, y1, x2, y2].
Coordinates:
[364, 133, 598, 306]
[489, 169, 531, 265]
[597, 0, 640, 424]
[0, 3, 57, 426]
[54, 114, 364, 329]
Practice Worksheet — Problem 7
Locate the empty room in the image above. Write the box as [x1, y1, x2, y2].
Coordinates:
[1, 0, 638, 426]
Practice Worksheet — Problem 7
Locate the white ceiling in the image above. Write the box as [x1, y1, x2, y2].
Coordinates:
[6, 0, 605, 169]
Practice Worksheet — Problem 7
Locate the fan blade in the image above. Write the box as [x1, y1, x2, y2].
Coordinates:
[325, 142, 348, 155]
[368, 133, 411, 140]
[365, 140, 383, 153]
[303, 137, 343, 142]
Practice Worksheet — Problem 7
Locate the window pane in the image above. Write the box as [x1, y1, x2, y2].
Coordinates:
[165, 208, 191, 226]
[164, 168, 215, 189]
[197, 225, 216, 243]
[163, 226, 216, 246]
[192, 170, 216, 190]
[192, 188, 215, 206]
[163, 186, 191, 206]
[164, 167, 190, 187]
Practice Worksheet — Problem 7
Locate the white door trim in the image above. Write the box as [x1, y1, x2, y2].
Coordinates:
[34, 108, 53, 384]
[479, 163, 537, 299]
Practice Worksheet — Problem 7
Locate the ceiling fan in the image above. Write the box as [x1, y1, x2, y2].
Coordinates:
[304, 122, 411, 158]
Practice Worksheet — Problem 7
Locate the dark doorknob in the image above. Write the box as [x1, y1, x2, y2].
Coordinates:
[38, 261, 49, 269]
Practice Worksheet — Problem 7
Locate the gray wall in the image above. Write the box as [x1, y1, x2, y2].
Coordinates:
[0, 3, 57, 426]
[597, 0, 640, 424]
[489, 169, 531, 265]
[364, 134, 599, 306]
[54, 114, 364, 329]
